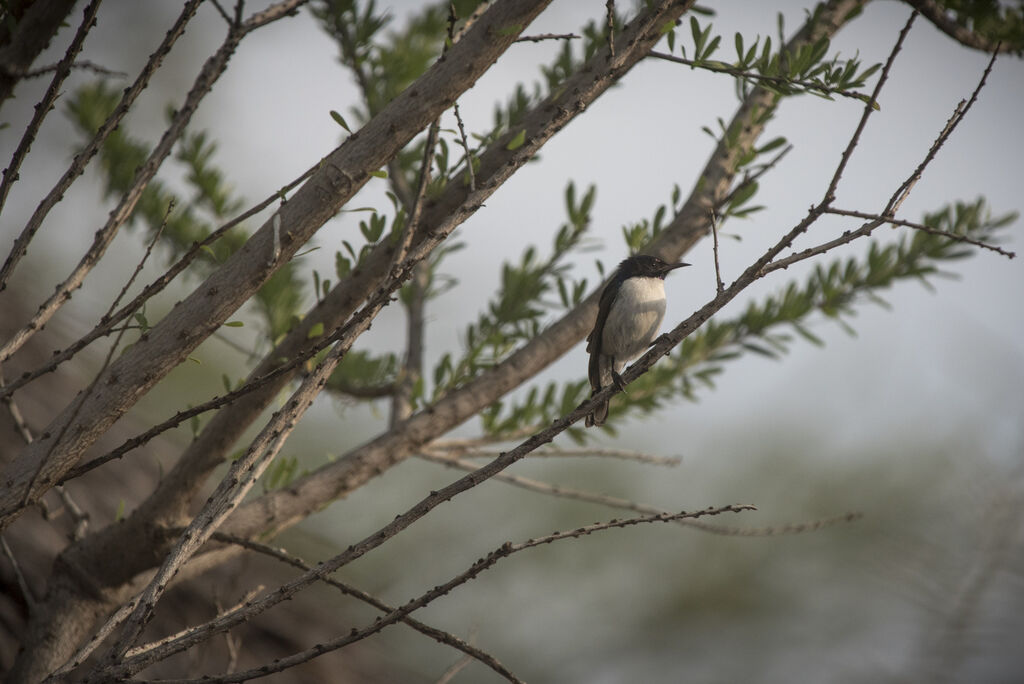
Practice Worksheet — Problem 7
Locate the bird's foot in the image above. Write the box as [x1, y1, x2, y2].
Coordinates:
[611, 370, 628, 393]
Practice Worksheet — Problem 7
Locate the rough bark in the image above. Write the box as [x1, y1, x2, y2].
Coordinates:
[0, 0, 553, 533]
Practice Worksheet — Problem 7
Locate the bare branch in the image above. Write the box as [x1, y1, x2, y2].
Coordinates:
[514, 32, 580, 43]
[0, 0, 78, 104]
[209, 0, 233, 26]
[710, 209, 724, 294]
[0, 0, 206, 350]
[0, 166, 314, 403]
[105, 506, 753, 681]
[437, 445, 682, 467]
[14, 58, 127, 79]
[823, 10, 917, 205]
[764, 49, 1000, 277]
[192, 533, 522, 684]
[229, 0, 857, 541]
[825, 207, 1014, 259]
[883, 48, 997, 217]
[0, 0, 103, 219]
[0, 0, 556, 532]
[605, 0, 616, 59]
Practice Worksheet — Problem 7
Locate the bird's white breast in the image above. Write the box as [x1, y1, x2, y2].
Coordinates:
[601, 276, 667, 370]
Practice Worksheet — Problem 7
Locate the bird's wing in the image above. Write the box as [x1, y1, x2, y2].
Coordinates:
[586, 278, 619, 355]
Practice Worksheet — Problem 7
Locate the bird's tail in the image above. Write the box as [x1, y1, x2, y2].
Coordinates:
[586, 353, 612, 427]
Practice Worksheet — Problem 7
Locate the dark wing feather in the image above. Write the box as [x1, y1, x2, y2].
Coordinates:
[586, 277, 620, 354]
[586, 277, 619, 427]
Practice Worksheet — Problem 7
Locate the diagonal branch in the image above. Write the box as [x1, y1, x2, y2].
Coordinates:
[0, 0, 78, 105]
[0, 0, 203, 297]
[0, 0, 555, 532]
[226, 0, 865, 542]
[105, 505, 754, 681]
[202, 533, 521, 683]
[0, 0, 103, 219]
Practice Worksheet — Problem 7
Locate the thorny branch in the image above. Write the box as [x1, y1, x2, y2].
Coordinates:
[201, 533, 521, 683]
[106, 506, 753, 682]
[0, 0, 103, 219]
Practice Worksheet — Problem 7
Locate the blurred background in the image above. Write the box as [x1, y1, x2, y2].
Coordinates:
[1, 0, 1022, 681]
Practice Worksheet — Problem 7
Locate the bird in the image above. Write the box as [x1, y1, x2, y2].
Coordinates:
[585, 254, 690, 427]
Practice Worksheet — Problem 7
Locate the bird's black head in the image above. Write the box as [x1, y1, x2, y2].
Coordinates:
[617, 254, 690, 280]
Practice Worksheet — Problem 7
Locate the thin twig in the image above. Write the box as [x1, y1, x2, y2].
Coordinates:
[0, 371, 34, 444]
[514, 32, 579, 43]
[0, 0, 203, 299]
[54, 485, 90, 541]
[421, 450, 860, 537]
[605, 0, 616, 59]
[765, 48, 1001, 276]
[436, 444, 680, 466]
[884, 48, 997, 217]
[107, 200, 174, 319]
[0, 535, 34, 608]
[19, 203, 174, 505]
[0, 0, 104, 229]
[124, 586, 265, 659]
[452, 101, 475, 192]
[0, 165, 313, 402]
[117, 506, 752, 683]
[15, 59, 127, 79]
[825, 207, 1014, 258]
[435, 654, 474, 684]
[710, 209, 724, 294]
[196, 533, 521, 683]
[390, 121, 441, 273]
[209, 0, 233, 25]
[823, 11, 917, 204]
[444, 4, 476, 193]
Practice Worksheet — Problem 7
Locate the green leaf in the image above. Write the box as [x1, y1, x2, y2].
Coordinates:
[506, 129, 526, 151]
[224, 320, 244, 328]
[370, 169, 388, 178]
[329, 110, 351, 132]
[307, 322, 325, 339]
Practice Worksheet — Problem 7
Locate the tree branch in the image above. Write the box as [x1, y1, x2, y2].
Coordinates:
[0, 0, 203, 297]
[0, 0, 102, 219]
[226, 0, 863, 541]
[102, 505, 753, 680]
[905, 0, 1024, 54]
[0, 0, 78, 105]
[0, 0, 555, 533]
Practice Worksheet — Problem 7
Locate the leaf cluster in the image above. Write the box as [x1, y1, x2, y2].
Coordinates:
[484, 198, 1014, 437]
[664, 13, 881, 104]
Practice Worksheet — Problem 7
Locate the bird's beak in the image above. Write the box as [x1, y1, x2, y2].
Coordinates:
[665, 262, 690, 272]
